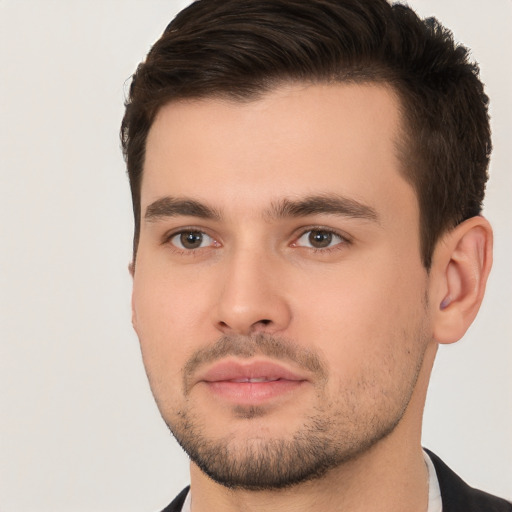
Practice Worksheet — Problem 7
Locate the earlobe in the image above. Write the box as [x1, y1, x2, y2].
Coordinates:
[131, 293, 138, 331]
[431, 216, 493, 344]
[129, 262, 138, 330]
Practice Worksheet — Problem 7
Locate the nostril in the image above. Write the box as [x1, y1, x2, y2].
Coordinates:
[246, 318, 273, 334]
[216, 318, 273, 335]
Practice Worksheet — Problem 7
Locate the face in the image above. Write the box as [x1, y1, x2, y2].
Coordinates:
[132, 83, 432, 489]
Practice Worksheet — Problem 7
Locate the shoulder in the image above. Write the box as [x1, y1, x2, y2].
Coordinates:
[425, 449, 512, 512]
[159, 486, 190, 512]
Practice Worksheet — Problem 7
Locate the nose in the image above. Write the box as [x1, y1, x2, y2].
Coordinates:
[213, 248, 292, 336]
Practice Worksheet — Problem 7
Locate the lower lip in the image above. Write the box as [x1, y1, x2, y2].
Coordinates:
[203, 379, 305, 404]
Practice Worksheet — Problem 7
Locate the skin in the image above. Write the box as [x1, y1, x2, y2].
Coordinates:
[131, 83, 492, 512]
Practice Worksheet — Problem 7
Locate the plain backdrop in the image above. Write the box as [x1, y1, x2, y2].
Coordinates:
[1, 1, 511, 511]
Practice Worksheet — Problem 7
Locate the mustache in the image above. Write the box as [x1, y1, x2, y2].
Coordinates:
[183, 333, 328, 393]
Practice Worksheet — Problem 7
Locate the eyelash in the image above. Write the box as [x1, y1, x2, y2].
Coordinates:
[292, 226, 351, 254]
[163, 227, 220, 255]
[163, 226, 351, 255]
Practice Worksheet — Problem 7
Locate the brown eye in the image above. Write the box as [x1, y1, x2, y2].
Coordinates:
[308, 230, 333, 248]
[171, 230, 212, 250]
[181, 231, 203, 248]
[294, 229, 345, 250]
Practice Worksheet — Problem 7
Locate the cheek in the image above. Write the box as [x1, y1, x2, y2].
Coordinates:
[133, 255, 214, 332]
[291, 256, 428, 379]
[131, 268, 212, 387]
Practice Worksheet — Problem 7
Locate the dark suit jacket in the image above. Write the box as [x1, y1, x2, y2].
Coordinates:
[425, 450, 511, 512]
[161, 451, 512, 511]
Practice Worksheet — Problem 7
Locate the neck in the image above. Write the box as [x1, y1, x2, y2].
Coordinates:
[190, 435, 428, 512]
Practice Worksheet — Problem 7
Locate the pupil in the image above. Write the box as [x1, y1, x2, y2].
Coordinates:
[309, 230, 332, 248]
[181, 231, 203, 248]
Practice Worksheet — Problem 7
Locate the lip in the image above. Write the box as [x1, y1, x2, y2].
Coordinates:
[199, 360, 307, 383]
[195, 359, 308, 405]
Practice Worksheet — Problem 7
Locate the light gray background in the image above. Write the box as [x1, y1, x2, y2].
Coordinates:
[1, 1, 511, 511]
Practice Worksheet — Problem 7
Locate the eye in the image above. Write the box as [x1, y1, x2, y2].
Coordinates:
[169, 230, 216, 250]
[294, 229, 346, 249]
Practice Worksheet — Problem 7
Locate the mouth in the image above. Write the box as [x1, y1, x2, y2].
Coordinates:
[195, 360, 308, 405]
[228, 377, 281, 383]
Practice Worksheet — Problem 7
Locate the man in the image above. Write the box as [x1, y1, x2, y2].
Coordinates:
[120, 0, 511, 510]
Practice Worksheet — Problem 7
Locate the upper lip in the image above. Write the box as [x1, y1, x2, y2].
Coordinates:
[196, 359, 308, 384]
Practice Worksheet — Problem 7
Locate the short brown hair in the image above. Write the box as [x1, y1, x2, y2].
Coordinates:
[121, 0, 491, 268]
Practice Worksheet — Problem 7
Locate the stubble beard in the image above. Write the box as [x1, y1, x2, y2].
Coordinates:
[157, 332, 427, 491]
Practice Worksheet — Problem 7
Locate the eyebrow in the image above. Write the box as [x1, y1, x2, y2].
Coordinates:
[144, 194, 378, 223]
[266, 194, 379, 222]
[144, 196, 221, 222]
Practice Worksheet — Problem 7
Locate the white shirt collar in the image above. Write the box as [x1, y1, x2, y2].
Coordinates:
[181, 488, 192, 512]
[424, 450, 443, 512]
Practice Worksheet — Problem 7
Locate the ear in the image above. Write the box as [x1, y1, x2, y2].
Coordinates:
[430, 216, 493, 344]
[131, 291, 138, 331]
[128, 261, 137, 329]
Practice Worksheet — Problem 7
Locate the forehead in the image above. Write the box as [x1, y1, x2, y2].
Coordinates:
[142, 83, 415, 222]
